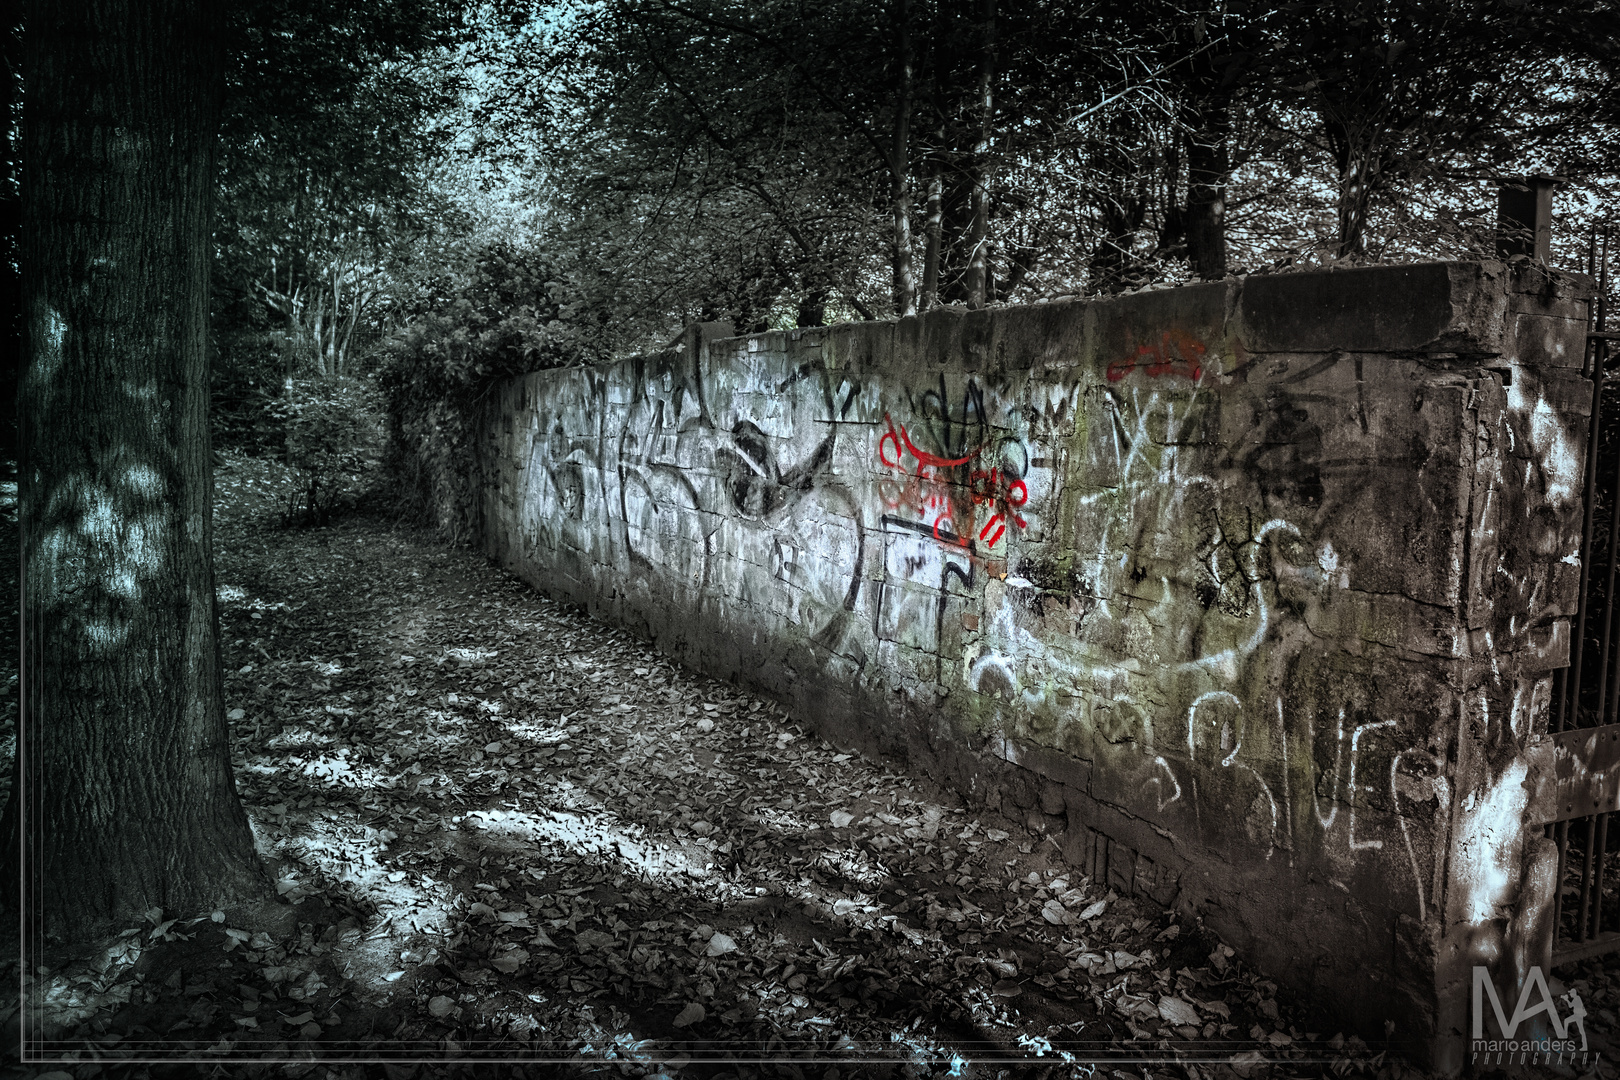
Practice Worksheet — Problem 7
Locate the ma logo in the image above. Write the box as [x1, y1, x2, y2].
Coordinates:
[1472, 966, 1587, 1051]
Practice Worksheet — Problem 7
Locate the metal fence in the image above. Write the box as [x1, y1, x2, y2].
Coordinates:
[1547, 224, 1620, 967]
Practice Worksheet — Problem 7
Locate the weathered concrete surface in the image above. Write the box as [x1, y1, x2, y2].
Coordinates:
[479, 262, 1593, 1067]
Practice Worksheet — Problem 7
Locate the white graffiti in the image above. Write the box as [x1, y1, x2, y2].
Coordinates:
[1179, 518, 1302, 680]
[1347, 720, 1396, 851]
[1148, 755, 1182, 811]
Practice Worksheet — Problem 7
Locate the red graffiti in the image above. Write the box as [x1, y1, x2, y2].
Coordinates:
[876, 414, 1029, 553]
[880, 418, 977, 469]
[967, 466, 1027, 548]
[1106, 329, 1208, 383]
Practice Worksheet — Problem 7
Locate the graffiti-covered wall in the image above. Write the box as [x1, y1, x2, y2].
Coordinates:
[481, 262, 1591, 1064]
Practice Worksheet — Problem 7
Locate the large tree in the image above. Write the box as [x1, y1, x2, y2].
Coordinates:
[12, 0, 267, 941]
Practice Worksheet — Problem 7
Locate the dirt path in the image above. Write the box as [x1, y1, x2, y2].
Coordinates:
[14, 452, 1590, 1079]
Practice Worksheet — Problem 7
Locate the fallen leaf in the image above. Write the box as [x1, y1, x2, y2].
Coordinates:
[1041, 899, 1069, 925]
[1158, 996, 1201, 1026]
[428, 995, 455, 1018]
[1078, 900, 1107, 921]
[829, 810, 855, 828]
[992, 979, 1023, 997]
[672, 1002, 705, 1027]
[1229, 1050, 1268, 1077]
[575, 929, 616, 952]
[705, 932, 737, 956]
[490, 948, 529, 973]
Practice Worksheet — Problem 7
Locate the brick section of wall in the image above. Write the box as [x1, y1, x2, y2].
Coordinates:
[478, 261, 1591, 1066]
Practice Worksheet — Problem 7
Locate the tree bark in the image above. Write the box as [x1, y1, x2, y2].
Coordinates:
[12, 0, 268, 943]
[1334, 137, 1380, 259]
[963, 0, 996, 310]
[796, 289, 828, 327]
[890, 0, 916, 318]
[1185, 102, 1229, 279]
[921, 165, 943, 310]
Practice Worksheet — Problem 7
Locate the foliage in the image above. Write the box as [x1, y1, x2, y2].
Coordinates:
[452, 0, 1617, 342]
[270, 378, 387, 526]
[211, 0, 471, 383]
[378, 239, 576, 542]
[211, 331, 297, 454]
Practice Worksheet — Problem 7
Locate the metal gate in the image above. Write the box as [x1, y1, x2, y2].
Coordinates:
[1543, 224, 1620, 967]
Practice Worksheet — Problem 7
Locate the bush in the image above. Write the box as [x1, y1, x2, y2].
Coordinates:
[379, 240, 582, 543]
[211, 331, 296, 454]
[269, 377, 386, 526]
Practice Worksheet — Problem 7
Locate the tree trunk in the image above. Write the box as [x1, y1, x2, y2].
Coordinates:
[1335, 139, 1379, 259]
[311, 292, 327, 377]
[1185, 102, 1229, 279]
[337, 287, 364, 375]
[963, 0, 996, 310]
[890, 0, 916, 318]
[921, 165, 943, 310]
[329, 264, 343, 376]
[11, 0, 268, 943]
[796, 289, 828, 327]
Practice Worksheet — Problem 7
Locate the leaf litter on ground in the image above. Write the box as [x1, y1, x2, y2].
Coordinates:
[0, 450, 1546, 1080]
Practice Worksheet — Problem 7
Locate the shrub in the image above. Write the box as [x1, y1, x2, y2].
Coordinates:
[211, 331, 296, 454]
[269, 377, 386, 526]
[379, 240, 581, 543]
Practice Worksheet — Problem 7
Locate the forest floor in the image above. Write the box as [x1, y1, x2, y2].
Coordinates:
[4, 452, 1617, 1080]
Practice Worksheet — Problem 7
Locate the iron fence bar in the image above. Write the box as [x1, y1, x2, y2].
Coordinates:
[1555, 819, 1571, 937]
[1594, 448, 1620, 725]
[1554, 930, 1620, 967]
[1593, 812, 1611, 937]
[1554, 225, 1620, 965]
[1558, 229, 1601, 733]
[1563, 227, 1614, 735]
[1579, 816, 1598, 942]
[1554, 666, 1568, 734]
[1564, 342, 1606, 734]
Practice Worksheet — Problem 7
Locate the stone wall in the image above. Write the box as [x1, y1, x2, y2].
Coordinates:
[479, 261, 1592, 1067]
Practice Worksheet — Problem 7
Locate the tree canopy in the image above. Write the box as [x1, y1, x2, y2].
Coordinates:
[418, 0, 1617, 359]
